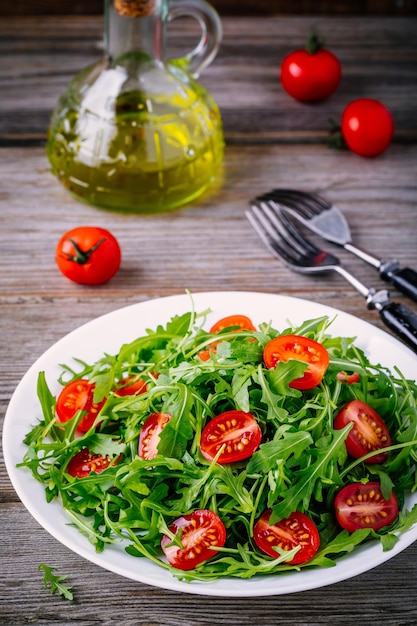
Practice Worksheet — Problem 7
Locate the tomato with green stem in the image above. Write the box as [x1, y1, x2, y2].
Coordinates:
[263, 334, 329, 390]
[280, 31, 341, 102]
[161, 509, 226, 570]
[253, 510, 320, 564]
[56, 379, 106, 432]
[335, 482, 399, 532]
[334, 399, 391, 463]
[200, 410, 262, 464]
[56, 226, 121, 285]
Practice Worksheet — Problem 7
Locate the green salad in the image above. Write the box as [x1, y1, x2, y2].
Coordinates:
[20, 307, 417, 582]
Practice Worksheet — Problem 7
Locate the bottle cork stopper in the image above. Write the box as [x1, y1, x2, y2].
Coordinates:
[114, 0, 156, 17]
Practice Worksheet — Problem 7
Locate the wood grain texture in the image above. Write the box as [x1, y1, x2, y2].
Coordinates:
[1, 13, 417, 626]
[1, 16, 417, 143]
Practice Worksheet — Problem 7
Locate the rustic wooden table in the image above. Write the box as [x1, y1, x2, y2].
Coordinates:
[1, 12, 417, 626]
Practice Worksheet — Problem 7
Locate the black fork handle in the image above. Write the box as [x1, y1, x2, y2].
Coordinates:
[380, 265, 417, 303]
[379, 301, 417, 353]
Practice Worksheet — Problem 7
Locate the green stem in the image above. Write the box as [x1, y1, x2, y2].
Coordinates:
[341, 439, 417, 478]
[63, 237, 106, 264]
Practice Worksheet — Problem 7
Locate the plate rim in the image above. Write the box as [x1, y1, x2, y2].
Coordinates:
[4, 290, 417, 597]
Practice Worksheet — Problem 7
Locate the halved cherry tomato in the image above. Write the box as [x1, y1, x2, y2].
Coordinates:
[200, 410, 262, 464]
[56, 226, 121, 285]
[336, 371, 360, 385]
[138, 412, 171, 460]
[209, 315, 257, 333]
[263, 335, 329, 390]
[67, 448, 120, 478]
[161, 509, 226, 570]
[56, 379, 106, 432]
[253, 510, 320, 565]
[199, 315, 257, 361]
[335, 482, 399, 532]
[334, 400, 391, 464]
[114, 376, 148, 397]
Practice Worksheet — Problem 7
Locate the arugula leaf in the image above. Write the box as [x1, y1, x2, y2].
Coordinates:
[247, 430, 313, 474]
[308, 529, 371, 567]
[157, 383, 194, 458]
[270, 426, 350, 521]
[38, 563, 74, 601]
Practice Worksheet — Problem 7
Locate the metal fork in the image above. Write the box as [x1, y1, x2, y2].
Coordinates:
[254, 188, 417, 303]
[246, 200, 417, 353]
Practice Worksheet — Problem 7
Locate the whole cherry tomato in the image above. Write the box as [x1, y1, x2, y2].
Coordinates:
[56, 226, 121, 285]
[341, 98, 394, 157]
[280, 32, 341, 102]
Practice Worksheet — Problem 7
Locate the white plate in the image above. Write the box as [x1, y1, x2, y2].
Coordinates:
[4, 291, 417, 597]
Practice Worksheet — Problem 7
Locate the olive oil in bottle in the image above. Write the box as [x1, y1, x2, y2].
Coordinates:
[47, 0, 224, 213]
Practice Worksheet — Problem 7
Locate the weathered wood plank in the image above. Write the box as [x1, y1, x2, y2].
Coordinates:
[1, 14, 417, 625]
[1, 17, 416, 141]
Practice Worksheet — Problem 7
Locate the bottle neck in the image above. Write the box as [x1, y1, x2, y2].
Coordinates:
[105, 0, 166, 63]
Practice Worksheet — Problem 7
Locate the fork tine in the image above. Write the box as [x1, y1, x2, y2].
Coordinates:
[258, 189, 316, 219]
[260, 189, 331, 218]
[247, 201, 322, 268]
[246, 203, 302, 266]
[262, 201, 321, 256]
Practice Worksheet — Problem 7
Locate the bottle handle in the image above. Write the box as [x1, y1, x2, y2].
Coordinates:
[168, 0, 222, 78]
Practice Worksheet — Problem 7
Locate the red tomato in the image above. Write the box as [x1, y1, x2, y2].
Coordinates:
[138, 412, 171, 460]
[199, 315, 257, 361]
[56, 226, 121, 285]
[114, 376, 148, 397]
[336, 371, 360, 385]
[161, 509, 226, 570]
[335, 482, 399, 532]
[263, 335, 329, 390]
[253, 510, 320, 565]
[341, 98, 394, 157]
[280, 33, 341, 102]
[56, 379, 106, 432]
[209, 315, 257, 333]
[198, 348, 215, 362]
[67, 448, 119, 478]
[200, 410, 262, 464]
[334, 399, 391, 464]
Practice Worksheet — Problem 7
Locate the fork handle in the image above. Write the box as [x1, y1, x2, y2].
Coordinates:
[378, 301, 417, 353]
[380, 263, 417, 303]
